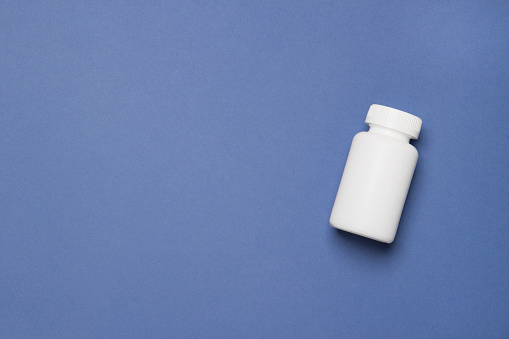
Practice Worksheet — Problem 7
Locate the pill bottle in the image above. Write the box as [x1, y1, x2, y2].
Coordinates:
[330, 104, 422, 243]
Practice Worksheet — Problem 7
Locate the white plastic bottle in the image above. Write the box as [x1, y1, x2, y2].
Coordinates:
[330, 104, 422, 243]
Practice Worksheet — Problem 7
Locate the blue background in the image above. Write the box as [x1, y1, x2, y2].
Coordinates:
[1, 1, 508, 338]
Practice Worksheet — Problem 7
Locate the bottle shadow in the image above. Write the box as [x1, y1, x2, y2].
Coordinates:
[329, 227, 395, 255]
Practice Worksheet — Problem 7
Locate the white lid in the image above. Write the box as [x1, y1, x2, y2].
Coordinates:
[365, 104, 422, 139]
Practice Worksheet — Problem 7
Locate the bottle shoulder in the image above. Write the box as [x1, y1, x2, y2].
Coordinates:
[352, 131, 418, 156]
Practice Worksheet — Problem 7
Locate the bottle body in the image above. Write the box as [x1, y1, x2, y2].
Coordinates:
[330, 129, 418, 243]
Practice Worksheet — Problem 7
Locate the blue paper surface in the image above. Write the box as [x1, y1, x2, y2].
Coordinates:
[1, 1, 508, 338]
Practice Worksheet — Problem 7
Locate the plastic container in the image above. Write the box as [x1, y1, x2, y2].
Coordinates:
[330, 104, 422, 243]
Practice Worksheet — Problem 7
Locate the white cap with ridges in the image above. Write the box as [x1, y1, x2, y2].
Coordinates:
[365, 104, 422, 139]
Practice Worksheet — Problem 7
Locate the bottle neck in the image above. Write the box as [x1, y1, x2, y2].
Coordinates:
[368, 124, 411, 143]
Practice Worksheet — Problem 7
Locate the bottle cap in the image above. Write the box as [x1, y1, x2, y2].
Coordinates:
[365, 104, 422, 139]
